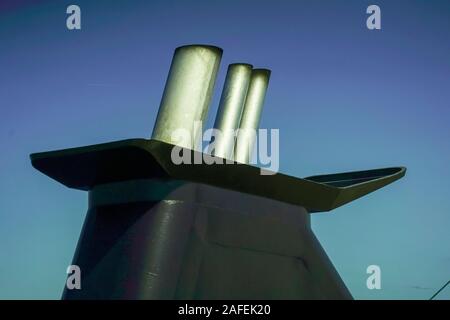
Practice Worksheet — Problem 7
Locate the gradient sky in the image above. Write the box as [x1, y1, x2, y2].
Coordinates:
[0, 0, 449, 299]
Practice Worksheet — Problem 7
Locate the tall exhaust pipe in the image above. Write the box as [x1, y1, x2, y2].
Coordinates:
[151, 45, 223, 149]
[234, 69, 271, 164]
[209, 63, 253, 159]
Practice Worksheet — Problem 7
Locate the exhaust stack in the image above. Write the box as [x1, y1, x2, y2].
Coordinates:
[30, 45, 406, 300]
[234, 69, 271, 164]
[210, 63, 253, 159]
[151, 45, 223, 149]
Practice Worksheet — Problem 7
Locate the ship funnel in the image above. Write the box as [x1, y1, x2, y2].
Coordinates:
[30, 45, 407, 301]
[234, 69, 271, 164]
[209, 63, 253, 159]
[151, 45, 223, 149]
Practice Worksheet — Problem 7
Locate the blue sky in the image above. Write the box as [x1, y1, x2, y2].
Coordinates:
[0, 0, 449, 299]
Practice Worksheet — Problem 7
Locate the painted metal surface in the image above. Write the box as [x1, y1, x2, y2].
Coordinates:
[30, 138, 406, 213]
[63, 180, 352, 299]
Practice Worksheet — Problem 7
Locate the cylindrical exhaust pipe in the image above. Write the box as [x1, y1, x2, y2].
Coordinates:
[209, 63, 253, 159]
[151, 45, 223, 149]
[234, 69, 271, 164]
